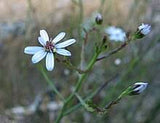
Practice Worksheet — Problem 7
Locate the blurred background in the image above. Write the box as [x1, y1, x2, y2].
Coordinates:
[0, 0, 159, 123]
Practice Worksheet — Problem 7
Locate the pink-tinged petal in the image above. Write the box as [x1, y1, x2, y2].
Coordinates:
[56, 49, 71, 56]
[24, 46, 43, 55]
[55, 39, 76, 48]
[52, 32, 66, 44]
[40, 30, 49, 42]
[46, 53, 54, 71]
[31, 49, 47, 63]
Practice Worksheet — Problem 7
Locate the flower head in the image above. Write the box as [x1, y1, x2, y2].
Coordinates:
[24, 30, 76, 71]
[130, 82, 148, 95]
[105, 26, 126, 42]
[138, 23, 151, 35]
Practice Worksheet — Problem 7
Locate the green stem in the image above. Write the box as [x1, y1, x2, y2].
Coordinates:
[55, 52, 99, 123]
[39, 65, 65, 101]
[64, 74, 117, 115]
[64, 88, 98, 115]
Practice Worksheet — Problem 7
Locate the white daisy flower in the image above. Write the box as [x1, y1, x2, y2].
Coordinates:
[131, 82, 148, 95]
[138, 23, 151, 35]
[105, 26, 126, 42]
[24, 30, 76, 71]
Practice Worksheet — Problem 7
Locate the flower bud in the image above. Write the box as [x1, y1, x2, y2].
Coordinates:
[138, 23, 151, 35]
[129, 82, 148, 95]
[95, 13, 103, 25]
[134, 23, 151, 39]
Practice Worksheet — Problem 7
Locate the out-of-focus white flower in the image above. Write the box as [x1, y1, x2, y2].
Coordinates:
[12, 106, 25, 115]
[114, 58, 121, 65]
[130, 82, 148, 95]
[105, 26, 126, 42]
[24, 30, 76, 71]
[138, 23, 151, 35]
[47, 101, 62, 111]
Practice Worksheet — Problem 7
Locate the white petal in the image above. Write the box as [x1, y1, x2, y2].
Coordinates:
[52, 32, 66, 44]
[134, 82, 148, 93]
[38, 37, 46, 46]
[46, 53, 54, 71]
[55, 39, 76, 48]
[24, 46, 44, 55]
[56, 49, 71, 56]
[31, 50, 47, 63]
[40, 30, 49, 42]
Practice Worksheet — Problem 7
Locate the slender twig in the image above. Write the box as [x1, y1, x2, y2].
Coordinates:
[79, 28, 98, 70]
[83, 27, 99, 44]
[104, 97, 121, 109]
[80, 37, 86, 70]
[79, 27, 100, 70]
[63, 74, 118, 115]
[94, 74, 119, 97]
[96, 42, 128, 61]
[83, 28, 89, 44]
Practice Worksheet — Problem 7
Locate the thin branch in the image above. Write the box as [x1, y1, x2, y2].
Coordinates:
[104, 98, 121, 109]
[80, 34, 86, 70]
[94, 74, 119, 97]
[96, 42, 128, 61]
[80, 27, 99, 70]
[63, 74, 118, 115]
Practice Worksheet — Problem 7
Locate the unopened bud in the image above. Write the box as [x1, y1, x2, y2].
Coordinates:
[95, 13, 103, 25]
[134, 23, 151, 39]
[138, 23, 151, 35]
[129, 82, 148, 95]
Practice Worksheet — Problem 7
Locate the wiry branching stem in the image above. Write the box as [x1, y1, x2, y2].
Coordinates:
[55, 51, 100, 123]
